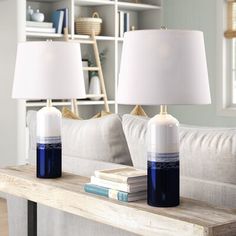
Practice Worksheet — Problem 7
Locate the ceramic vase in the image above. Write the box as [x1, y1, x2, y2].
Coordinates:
[31, 9, 45, 22]
[89, 76, 102, 101]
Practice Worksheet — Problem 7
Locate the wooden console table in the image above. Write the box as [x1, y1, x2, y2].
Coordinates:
[0, 165, 236, 236]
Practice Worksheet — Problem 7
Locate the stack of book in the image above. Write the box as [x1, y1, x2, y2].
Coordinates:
[84, 167, 147, 202]
[26, 8, 69, 34]
[118, 11, 130, 37]
[26, 21, 56, 34]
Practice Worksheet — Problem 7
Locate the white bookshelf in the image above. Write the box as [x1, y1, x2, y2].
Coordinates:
[24, 0, 162, 115]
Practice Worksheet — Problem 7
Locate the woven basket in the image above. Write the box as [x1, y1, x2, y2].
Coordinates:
[75, 12, 102, 36]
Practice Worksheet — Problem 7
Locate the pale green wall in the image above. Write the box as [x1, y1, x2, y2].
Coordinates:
[163, 0, 236, 126]
[0, 0, 18, 166]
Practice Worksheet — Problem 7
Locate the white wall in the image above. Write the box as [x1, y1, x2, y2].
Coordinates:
[163, 0, 236, 127]
[0, 0, 18, 167]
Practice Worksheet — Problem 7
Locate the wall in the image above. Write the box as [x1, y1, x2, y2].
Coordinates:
[0, 0, 18, 167]
[163, 0, 236, 127]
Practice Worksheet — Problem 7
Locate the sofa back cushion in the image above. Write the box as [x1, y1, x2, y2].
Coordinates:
[122, 114, 236, 184]
[27, 111, 132, 166]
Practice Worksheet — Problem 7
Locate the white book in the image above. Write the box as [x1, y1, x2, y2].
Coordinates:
[90, 176, 147, 193]
[95, 167, 147, 184]
[26, 27, 56, 33]
[26, 21, 53, 28]
[119, 11, 124, 38]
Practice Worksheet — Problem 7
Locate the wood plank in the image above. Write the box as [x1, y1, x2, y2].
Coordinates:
[0, 165, 236, 236]
[0, 198, 8, 236]
[83, 67, 99, 71]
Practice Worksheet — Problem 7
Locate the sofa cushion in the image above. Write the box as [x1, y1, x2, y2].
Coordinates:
[27, 111, 132, 166]
[122, 114, 236, 184]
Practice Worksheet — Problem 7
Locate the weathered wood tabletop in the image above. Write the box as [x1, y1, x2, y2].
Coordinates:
[0, 165, 236, 236]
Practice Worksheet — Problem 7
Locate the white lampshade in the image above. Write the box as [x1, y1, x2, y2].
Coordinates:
[12, 41, 86, 99]
[117, 30, 211, 105]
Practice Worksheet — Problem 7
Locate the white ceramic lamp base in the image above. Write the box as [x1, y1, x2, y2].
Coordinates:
[147, 106, 180, 207]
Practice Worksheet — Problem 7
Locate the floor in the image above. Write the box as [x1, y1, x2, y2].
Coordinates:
[0, 198, 8, 236]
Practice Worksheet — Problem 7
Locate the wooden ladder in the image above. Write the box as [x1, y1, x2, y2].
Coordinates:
[64, 29, 110, 116]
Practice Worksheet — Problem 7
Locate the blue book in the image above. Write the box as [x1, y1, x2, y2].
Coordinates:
[57, 8, 69, 33]
[124, 12, 130, 33]
[84, 183, 146, 202]
[51, 10, 64, 34]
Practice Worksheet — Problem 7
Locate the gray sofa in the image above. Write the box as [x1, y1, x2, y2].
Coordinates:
[6, 112, 236, 236]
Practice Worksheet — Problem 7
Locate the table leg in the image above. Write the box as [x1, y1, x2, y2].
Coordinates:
[28, 200, 37, 236]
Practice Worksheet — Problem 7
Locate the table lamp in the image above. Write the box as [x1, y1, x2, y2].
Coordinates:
[118, 30, 211, 207]
[12, 42, 86, 179]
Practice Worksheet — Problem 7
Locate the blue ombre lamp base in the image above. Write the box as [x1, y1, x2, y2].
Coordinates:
[37, 142, 62, 178]
[36, 102, 62, 179]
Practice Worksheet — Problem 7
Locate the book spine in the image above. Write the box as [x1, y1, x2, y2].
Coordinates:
[124, 13, 127, 33]
[126, 13, 130, 32]
[84, 184, 109, 198]
[26, 27, 56, 33]
[26, 21, 53, 28]
[84, 184, 129, 202]
[118, 11, 120, 37]
[58, 11, 64, 34]
[120, 11, 124, 38]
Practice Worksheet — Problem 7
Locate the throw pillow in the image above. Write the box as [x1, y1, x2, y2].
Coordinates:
[62, 107, 81, 120]
[92, 110, 112, 119]
[130, 105, 148, 117]
[27, 111, 132, 166]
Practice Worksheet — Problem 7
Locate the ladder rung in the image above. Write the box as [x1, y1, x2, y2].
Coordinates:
[66, 39, 95, 44]
[83, 67, 99, 71]
[86, 94, 105, 98]
[78, 40, 95, 44]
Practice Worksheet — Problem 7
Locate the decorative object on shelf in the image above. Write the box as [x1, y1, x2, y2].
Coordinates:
[26, 5, 34, 21]
[12, 42, 86, 178]
[130, 105, 147, 117]
[131, 26, 136, 31]
[87, 49, 107, 101]
[117, 30, 211, 207]
[88, 75, 102, 101]
[75, 12, 102, 36]
[82, 60, 89, 93]
[31, 9, 45, 22]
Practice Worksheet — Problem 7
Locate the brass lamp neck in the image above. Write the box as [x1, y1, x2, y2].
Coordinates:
[47, 99, 52, 107]
[160, 105, 168, 115]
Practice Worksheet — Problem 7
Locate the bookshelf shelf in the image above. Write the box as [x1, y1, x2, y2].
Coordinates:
[117, 2, 161, 11]
[26, 32, 67, 38]
[26, 100, 116, 107]
[73, 35, 115, 41]
[28, 0, 63, 3]
[74, 0, 115, 7]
